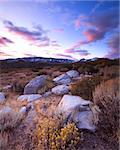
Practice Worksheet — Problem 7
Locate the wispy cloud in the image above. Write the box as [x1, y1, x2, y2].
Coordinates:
[3, 20, 50, 47]
[0, 36, 13, 46]
[91, 0, 104, 14]
[66, 7, 118, 58]
[0, 51, 12, 58]
[74, 14, 87, 30]
[74, 7, 119, 46]
[55, 53, 75, 60]
[53, 28, 64, 33]
[51, 41, 61, 47]
[105, 33, 119, 58]
[74, 0, 104, 30]
[23, 53, 37, 57]
[65, 48, 90, 56]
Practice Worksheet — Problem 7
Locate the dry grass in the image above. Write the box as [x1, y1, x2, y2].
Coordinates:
[0, 93, 28, 112]
[0, 63, 119, 149]
[93, 78, 119, 143]
[0, 68, 36, 89]
[0, 107, 25, 132]
[38, 79, 56, 94]
[0, 106, 30, 149]
[99, 65, 119, 80]
[33, 95, 62, 120]
[70, 76, 101, 100]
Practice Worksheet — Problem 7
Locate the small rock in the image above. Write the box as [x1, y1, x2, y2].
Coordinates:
[66, 70, 79, 78]
[84, 74, 92, 78]
[19, 106, 27, 114]
[2, 85, 12, 90]
[53, 74, 71, 85]
[43, 91, 52, 97]
[27, 103, 34, 110]
[72, 76, 82, 81]
[51, 85, 69, 95]
[17, 94, 42, 102]
[0, 92, 6, 103]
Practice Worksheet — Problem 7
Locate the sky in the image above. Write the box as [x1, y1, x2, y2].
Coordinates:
[0, 0, 119, 60]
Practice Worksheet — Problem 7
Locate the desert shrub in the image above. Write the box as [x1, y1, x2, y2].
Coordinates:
[31, 68, 39, 72]
[60, 63, 73, 70]
[38, 79, 55, 94]
[57, 123, 80, 150]
[99, 65, 119, 80]
[12, 81, 24, 94]
[70, 76, 101, 100]
[35, 117, 80, 150]
[0, 107, 29, 149]
[0, 87, 2, 92]
[93, 78, 119, 143]
[59, 67, 69, 72]
[52, 71, 62, 78]
[78, 65, 98, 74]
[36, 69, 48, 76]
[72, 58, 119, 74]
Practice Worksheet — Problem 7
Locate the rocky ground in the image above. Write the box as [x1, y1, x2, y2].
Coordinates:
[0, 67, 119, 150]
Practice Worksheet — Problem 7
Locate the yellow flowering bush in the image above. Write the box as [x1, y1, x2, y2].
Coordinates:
[35, 117, 80, 150]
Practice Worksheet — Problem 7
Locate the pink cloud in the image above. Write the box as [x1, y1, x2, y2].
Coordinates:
[65, 48, 90, 56]
[74, 7, 119, 45]
[75, 19, 81, 29]
[74, 15, 87, 29]
[3, 20, 50, 47]
[83, 29, 104, 42]
[0, 51, 12, 57]
[66, 7, 119, 60]
[55, 53, 75, 60]
[53, 28, 64, 33]
[0, 36, 13, 46]
[51, 41, 60, 47]
[23, 53, 37, 57]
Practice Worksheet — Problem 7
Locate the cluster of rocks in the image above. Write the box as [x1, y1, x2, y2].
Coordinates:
[0, 70, 99, 131]
[57, 95, 99, 131]
[22, 70, 80, 97]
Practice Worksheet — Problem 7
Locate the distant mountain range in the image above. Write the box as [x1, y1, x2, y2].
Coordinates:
[0, 56, 100, 64]
[0, 56, 119, 71]
[0, 57, 74, 63]
[0, 57, 74, 70]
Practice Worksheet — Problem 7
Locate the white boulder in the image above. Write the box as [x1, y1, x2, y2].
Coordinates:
[0, 92, 6, 103]
[53, 74, 71, 85]
[57, 95, 97, 131]
[17, 94, 42, 102]
[73, 111, 96, 131]
[57, 95, 91, 113]
[24, 75, 47, 94]
[66, 70, 79, 78]
[51, 85, 69, 95]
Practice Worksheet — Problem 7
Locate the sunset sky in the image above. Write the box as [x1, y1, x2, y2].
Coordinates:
[0, 0, 119, 60]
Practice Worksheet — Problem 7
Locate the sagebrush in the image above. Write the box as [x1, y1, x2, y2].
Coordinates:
[93, 78, 119, 143]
